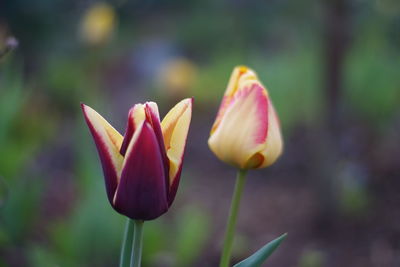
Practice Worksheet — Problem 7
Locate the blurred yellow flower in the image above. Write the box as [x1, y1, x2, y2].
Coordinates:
[158, 58, 198, 98]
[80, 2, 116, 45]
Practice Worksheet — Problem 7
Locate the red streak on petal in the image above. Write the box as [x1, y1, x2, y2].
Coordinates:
[228, 83, 268, 144]
[250, 83, 268, 144]
[211, 68, 250, 134]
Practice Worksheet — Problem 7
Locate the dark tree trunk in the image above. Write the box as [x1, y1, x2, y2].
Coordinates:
[324, 0, 352, 131]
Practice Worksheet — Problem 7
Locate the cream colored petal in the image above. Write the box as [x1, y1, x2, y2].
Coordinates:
[259, 101, 283, 168]
[161, 98, 192, 183]
[81, 104, 124, 203]
[225, 66, 254, 96]
[208, 83, 268, 169]
[82, 104, 124, 175]
[237, 74, 264, 94]
[131, 104, 146, 127]
[211, 66, 258, 134]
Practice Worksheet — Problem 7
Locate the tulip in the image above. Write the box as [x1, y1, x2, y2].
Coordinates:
[208, 66, 283, 170]
[81, 98, 192, 221]
[210, 66, 284, 267]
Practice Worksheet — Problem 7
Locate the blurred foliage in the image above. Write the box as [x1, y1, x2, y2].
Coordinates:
[299, 249, 325, 267]
[173, 207, 209, 267]
[345, 19, 400, 124]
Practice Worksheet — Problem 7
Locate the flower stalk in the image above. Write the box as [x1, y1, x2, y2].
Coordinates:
[130, 220, 144, 267]
[219, 169, 247, 267]
[119, 219, 134, 267]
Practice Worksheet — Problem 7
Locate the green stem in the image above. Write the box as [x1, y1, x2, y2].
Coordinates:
[219, 169, 248, 267]
[120, 219, 134, 267]
[130, 220, 144, 267]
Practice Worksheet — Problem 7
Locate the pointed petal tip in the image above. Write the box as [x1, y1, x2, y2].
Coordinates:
[81, 104, 92, 121]
[81, 103, 95, 117]
[235, 65, 249, 72]
[182, 98, 194, 110]
[179, 97, 193, 106]
[233, 65, 257, 77]
[80, 104, 124, 204]
[80, 102, 87, 112]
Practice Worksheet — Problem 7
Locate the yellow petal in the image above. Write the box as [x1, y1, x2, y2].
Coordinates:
[82, 104, 124, 171]
[130, 104, 146, 127]
[258, 101, 283, 168]
[161, 98, 192, 183]
[211, 66, 258, 134]
[81, 104, 124, 202]
[208, 82, 268, 169]
[225, 66, 257, 97]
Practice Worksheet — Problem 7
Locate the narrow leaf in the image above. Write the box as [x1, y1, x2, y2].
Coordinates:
[233, 233, 287, 267]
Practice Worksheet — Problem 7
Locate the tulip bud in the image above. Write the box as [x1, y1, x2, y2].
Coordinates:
[208, 66, 283, 170]
[82, 99, 192, 220]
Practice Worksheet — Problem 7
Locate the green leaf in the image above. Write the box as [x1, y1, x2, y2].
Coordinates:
[233, 233, 287, 267]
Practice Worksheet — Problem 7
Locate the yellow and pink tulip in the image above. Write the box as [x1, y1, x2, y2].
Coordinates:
[81, 98, 192, 220]
[208, 66, 283, 170]
[209, 67, 285, 267]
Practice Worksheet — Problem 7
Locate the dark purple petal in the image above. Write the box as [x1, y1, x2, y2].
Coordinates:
[113, 122, 168, 220]
[119, 108, 136, 156]
[144, 103, 170, 189]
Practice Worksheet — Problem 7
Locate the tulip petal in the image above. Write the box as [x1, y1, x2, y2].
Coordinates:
[81, 104, 124, 203]
[259, 100, 283, 168]
[161, 98, 192, 204]
[143, 102, 165, 157]
[208, 83, 268, 169]
[113, 122, 168, 220]
[145, 102, 160, 121]
[211, 67, 258, 134]
[225, 66, 257, 97]
[120, 104, 146, 156]
[121, 102, 169, 182]
[120, 102, 164, 156]
[144, 102, 170, 182]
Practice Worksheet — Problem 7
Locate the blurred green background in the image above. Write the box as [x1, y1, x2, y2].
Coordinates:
[0, 0, 399, 266]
